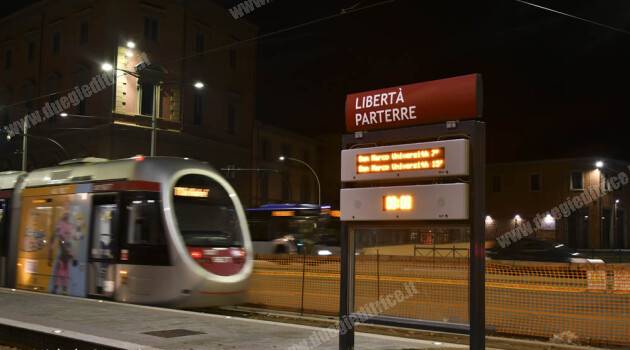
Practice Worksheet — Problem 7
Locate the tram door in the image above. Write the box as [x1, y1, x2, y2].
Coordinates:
[88, 195, 119, 298]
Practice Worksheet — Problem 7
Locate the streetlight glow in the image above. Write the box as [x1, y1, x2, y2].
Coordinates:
[595, 160, 604, 168]
[60, 113, 68, 117]
[278, 156, 285, 161]
[193, 81, 205, 89]
[126, 41, 136, 49]
[101, 62, 113, 72]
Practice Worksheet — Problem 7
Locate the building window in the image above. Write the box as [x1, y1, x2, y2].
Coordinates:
[193, 94, 202, 125]
[27, 42, 35, 62]
[52, 32, 61, 54]
[144, 17, 159, 41]
[79, 22, 89, 45]
[261, 138, 271, 161]
[530, 174, 541, 192]
[281, 143, 292, 158]
[491, 175, 502, 193]
[301, 175, 311, 202]
[4, 49, 11, 70]
[570, 171, 584, 190]
[140, 83, 155, 116]
[259, 172, 269, 203]
[227, 103, 236, 134]
[195, 32, 204, 53]
[303, 150, 311, 164]
[229, 49, 236, 70]
[1, 108, 9, 125]
[282, 172, 290, 201]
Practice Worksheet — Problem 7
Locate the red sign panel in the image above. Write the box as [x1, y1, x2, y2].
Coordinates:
[345, 74, 482, 132]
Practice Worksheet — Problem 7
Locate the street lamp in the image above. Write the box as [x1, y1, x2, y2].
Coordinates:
[8, 130, 69, 171]
[101, 62, 114, 72]
[278, 155, 321, 208]
[126, 41, 136, 49]
[193, 81, 205, 89]
[595, 160, 604, 168]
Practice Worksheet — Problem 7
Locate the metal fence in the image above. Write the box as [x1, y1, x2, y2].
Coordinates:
[247, 254, 630, 347]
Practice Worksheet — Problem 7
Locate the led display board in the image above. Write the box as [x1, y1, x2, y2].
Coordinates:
[341, 139, 468, 182]
[174, 187, 209, 198]
[340, 183, 469, 221]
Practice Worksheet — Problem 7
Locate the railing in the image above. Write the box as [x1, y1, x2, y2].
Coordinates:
[248, 254, 630, 347]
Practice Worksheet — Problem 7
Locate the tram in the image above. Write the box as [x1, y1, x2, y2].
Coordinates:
[0, 156, 252, 308]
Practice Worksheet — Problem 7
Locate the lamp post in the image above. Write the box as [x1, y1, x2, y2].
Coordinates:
[102, 57, 204, 157]
[21, 119, 27, 171]
[595, 160, 605, 247]
[8, 130, 70, 171]
[278, 155, 321, 209]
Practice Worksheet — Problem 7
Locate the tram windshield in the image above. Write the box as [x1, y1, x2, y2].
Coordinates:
[173, 174, 243, 248]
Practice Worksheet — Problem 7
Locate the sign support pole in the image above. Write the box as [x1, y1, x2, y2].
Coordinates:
[470, 122, 486, 350]
[339, 222, 354, 350]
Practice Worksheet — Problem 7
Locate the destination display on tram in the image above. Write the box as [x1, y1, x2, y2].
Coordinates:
[341, 139, 469, 182]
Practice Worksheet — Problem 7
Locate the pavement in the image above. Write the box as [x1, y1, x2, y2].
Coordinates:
[0, 288, 467, 350]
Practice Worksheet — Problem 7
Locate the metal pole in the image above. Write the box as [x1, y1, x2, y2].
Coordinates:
[286, 157, 321, 208]
[376, 249, 380, 300]
[469, 121, 486, 350]
[300, 248, 306, 315]
[21, 119, 27, 171]
[150, 85, 159, 156]
[339, 222, 354, 350]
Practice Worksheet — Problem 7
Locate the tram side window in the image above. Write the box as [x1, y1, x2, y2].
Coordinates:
[126, 197, 165, 245]
[0, 199, 7, 257]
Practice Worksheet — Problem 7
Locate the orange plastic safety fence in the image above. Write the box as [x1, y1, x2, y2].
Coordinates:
[247, 255, 630, 346]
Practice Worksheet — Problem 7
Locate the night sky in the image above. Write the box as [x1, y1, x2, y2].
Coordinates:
[3, 0, 630, 162]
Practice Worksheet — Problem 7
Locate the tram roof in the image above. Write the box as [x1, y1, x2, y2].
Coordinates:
[0, 156, 213, 189]
[0, 171, 26, 190]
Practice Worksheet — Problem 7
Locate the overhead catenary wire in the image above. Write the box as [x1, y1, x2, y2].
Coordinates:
[513, 0, 630, 36]
[0, 0, 397, 112]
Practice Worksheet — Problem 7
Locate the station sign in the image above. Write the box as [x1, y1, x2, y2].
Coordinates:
[340, 183, 469, 221]
[345, 74, 482, 132]
[341, 139, 469, 182]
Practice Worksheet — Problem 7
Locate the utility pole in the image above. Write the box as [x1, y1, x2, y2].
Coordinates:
[21, 119, 27, 171]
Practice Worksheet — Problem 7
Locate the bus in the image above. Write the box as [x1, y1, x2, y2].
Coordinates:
[246, 203, 340, 256]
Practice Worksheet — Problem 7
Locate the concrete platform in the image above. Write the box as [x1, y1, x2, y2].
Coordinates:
[0, 288, 463, 350]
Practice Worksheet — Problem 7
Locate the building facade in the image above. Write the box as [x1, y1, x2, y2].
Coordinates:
[250, 122, 321, 207]
[486, 158, 630, 249]
[0, 0, 256, 203]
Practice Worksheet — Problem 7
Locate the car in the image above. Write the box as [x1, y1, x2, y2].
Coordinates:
[487, 237, 604, 263]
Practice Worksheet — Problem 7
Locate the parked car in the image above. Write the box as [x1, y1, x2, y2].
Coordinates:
[487, 238, 604, 263]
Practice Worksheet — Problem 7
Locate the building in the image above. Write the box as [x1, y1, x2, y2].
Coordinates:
[0, 0, 256, 203]
[486, 157, 630, 249]
[250, 122, 321, 207]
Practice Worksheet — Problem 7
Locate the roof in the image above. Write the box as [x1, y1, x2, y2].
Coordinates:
[0, 171, 25, 190]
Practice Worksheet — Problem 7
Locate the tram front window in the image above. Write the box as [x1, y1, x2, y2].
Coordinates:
[173, 174, 245, 276]
[173, 178, 242, 247]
